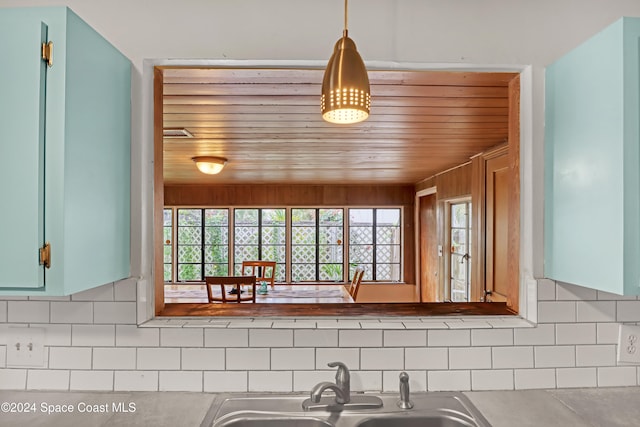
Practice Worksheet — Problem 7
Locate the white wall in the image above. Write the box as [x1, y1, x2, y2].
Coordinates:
[2, 0, 640, 392]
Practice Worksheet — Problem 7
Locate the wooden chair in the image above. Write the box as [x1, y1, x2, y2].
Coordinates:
[241, 260, 277, 289]
[346, 266, 365, 301]
[205, 276, 256, 303]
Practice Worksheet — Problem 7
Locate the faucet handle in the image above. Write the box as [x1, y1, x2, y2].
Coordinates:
[327, 361, 350, 382]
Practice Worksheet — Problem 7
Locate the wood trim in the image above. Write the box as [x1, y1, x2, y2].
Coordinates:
[158, 302, 515, 317]
[154, 67, 165, 316]
[470, 155, 486, 302]
[507, 75, 521, 311]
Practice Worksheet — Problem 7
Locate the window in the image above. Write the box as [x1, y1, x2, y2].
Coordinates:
[349, 208, 401, 281]
[163, 208, 173, 282]
[449, 201, 471, 302]
[234, 209, 286, 282]
[176, 208, 229, 281]
[291, 208, 344, 281]
[164, 206, 402, 283]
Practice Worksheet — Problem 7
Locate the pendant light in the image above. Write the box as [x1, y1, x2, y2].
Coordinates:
[321, 0, 370, 124]
[192, 156, 227, 175]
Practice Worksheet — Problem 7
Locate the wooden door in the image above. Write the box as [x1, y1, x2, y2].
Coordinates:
[485, 154, 509, 302]
[419, 193, 438, 302]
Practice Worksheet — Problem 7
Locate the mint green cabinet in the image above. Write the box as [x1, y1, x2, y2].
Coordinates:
[545, 17, 640, 295]
[0, 7, 130, 295]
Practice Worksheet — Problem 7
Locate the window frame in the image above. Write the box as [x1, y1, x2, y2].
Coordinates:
[163, 206, 404, 284]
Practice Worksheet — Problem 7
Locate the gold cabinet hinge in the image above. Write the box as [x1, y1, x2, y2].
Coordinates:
[39, 243, 51, 269]
[41, 41, 53, 67]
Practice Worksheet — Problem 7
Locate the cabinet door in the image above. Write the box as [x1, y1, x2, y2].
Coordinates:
[0, 11, 48, 288]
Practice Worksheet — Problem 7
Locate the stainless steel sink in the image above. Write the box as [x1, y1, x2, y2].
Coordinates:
[354, 412, 480, 427]
[205, 393, 492, 427]
[215, 416, 333, 427]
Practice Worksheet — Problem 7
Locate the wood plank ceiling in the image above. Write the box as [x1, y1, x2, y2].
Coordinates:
[161, 68, 518, 185]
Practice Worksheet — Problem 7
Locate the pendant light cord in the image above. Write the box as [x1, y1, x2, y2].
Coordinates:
[343, 0, 349, 37]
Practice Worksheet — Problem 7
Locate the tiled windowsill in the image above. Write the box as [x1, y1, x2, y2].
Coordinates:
[141, 316, 534, 330]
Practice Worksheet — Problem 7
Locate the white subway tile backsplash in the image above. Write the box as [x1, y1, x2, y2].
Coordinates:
[537, 279, 556, 300]
[596, 322, 621, 344]
[534, 345, 575, 368]
[350, 371, 383, 391]
[471, 369, 514, 391]
[93, 348, 136, 370]
[137, 348, 180, 370]
[556, 323, 596, 345]
[49, 347, 92, 370]
[159, 371, 203, 392]
[205, 329, 248, 347]
[597, 290, 637, 300]
[249, 371, 292, 392]
[27, 370, 70, 390]
[383, 330, 427, 347]
[249, 329, 293, 347]
[294, 371, 334, 391]
[576, 301, 616, 322]
[114, 371, 158, 391]
[514, 368, 556, 389]
[32, 324, 72, 346]
[492, 347, 534, 369]
[0, 369, 27, 389]
[114, 278, 137, 301]
[428, 370, 470, 391]
[116, 325, 159, 347]
[449, 347, 491, 370]
[339, 330, 382, 347]
[576, 345, 616, 367]
[94, 302, 136, 324]
[597, 366, 637, 387]
[382, 370, 427, 392]
[0, 301, 7, 322]
[226, 348, 269, 370]
[72, 325, 115, 347]
[181, 348, 224, 370]
[8, 301, 50, 323]
[361, 348, 404, 370]
[161, 328, 203, 347]
[72, 283, 114, 301]
[204, 371, 247, 392]
[271, 348, 315, 370]
[428, 330, 470, 347]
[556, 367, 597, 388]
[50, 302, 92, 324]
[316, 348, 360, 370]
[471, 329, 513, 346]
[405, 348, 448, 370]
[513, 324, 555, 346]
[556, 282, 598, 301]
[538, 301, 576, 323]
[70, 370, 113, 391]
[0, 345, 5, 367]
[616, 301, 640, 322]
[294, 330, 338, 347]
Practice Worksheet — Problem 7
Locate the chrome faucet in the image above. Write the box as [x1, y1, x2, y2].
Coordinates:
[397, 371, 414, 409]
[310, 361, 351, 404]
[303, 361, 382, 411]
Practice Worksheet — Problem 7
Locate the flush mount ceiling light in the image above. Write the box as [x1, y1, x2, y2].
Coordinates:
[192, 156, 227, 175]
[321, 0, 371, 124]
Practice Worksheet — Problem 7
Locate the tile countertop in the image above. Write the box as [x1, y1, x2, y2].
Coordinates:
[1, 387, 639, 427]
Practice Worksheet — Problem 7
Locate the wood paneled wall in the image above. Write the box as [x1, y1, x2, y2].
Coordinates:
[164, 184, 415, 284]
